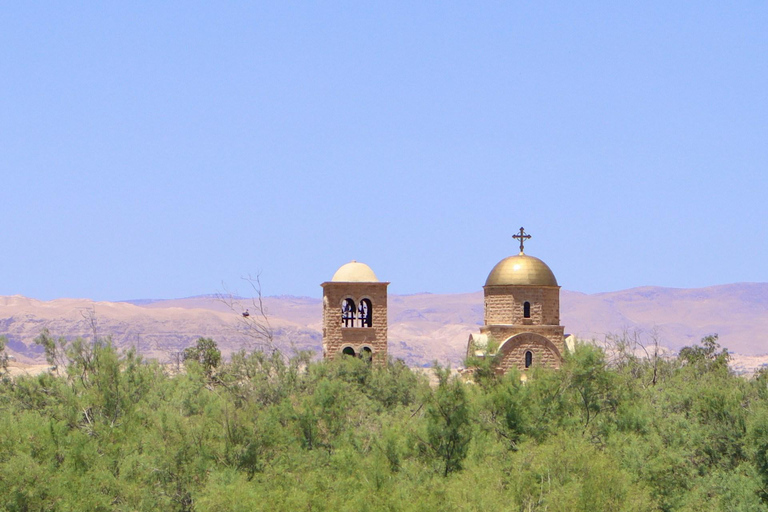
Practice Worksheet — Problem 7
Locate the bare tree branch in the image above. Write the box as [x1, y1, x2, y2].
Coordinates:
[218, 273, 282, 358]
[79, 306, 99, 344]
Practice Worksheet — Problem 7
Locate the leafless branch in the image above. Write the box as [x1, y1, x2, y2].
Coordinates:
[80, 306, 99, 344]
[602, 327, 668, 387]
[218, 273, 282, 358]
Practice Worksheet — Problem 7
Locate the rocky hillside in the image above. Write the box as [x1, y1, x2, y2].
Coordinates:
[1, 283, 767, 370]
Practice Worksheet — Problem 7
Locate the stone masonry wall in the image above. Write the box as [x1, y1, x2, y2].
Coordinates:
[481, 324, 565, 356]
[494, 333, 562, 373]
[484, 285, 560, 326]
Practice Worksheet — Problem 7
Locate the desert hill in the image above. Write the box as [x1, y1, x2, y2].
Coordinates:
[1, 283, 767, 371]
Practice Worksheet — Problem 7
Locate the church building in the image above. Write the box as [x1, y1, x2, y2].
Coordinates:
[321, 261, 388, 364]
[466, 228, 567, 373]
[321, 229, 568, 374]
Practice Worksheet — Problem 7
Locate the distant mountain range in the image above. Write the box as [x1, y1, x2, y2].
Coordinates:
[1, 283, 767, 372]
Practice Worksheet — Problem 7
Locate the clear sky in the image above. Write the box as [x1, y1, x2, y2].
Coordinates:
[1, 3, 766, 301]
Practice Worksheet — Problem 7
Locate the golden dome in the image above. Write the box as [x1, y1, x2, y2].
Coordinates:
[331, 260, 379, 282]
[485, 253, 558, 287]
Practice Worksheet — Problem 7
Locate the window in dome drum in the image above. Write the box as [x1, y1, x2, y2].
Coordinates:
[523, 301, 531, 318]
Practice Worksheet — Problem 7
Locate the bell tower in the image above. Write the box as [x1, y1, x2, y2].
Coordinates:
[321, 261, 388, 364]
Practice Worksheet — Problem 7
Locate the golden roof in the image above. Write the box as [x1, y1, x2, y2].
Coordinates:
[331, 260, 379, 282]
[485, 253, 558, 287]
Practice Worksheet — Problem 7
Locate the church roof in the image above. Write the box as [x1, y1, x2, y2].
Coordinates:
[330, 260, 379, 282]
[485, 253, 558, 287]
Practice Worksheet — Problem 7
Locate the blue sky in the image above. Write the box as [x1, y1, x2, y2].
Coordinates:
[1, 3, 766, 300]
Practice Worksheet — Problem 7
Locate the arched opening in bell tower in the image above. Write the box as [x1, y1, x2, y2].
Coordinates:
[359, 298, 373, 327]
[341, 298, 356, 327]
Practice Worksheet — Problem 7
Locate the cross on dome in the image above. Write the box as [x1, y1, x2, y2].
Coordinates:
[512, 227, 531, 254]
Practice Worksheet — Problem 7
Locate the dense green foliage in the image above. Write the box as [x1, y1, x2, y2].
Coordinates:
[1, 334, 768, 510]
[182, 337, 222, 378]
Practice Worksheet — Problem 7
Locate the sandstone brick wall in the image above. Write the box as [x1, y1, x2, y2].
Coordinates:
[493, 332, 563, 373]
[484, 285, 560, 326]
[321, 282, 388, 364]
[481, 324, 565, 356]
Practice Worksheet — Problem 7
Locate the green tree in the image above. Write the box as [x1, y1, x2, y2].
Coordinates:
[183, 337, 222, 378]
[0, 335, 8, 377]
[33, 328, 68, 371]
[425, 365, 472, 476]
[565, 342, 618, 434]
[679, 334, 729, 374]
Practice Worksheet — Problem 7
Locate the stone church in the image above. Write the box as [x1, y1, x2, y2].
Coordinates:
[466, 228, 568, 373]
[321, 228, 569, 373]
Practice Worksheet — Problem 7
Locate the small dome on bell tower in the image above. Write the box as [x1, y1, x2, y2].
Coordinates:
[331, 260, 379, 282]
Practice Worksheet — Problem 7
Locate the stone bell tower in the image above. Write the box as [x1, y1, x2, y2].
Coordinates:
[467, 228, 566, 373]
[321, 260, 388, 364]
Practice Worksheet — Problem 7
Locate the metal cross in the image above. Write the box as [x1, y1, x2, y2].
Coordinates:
[512, 227, 531, 254]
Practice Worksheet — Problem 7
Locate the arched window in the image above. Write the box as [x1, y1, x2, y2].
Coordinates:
[341, 299, 356, 327]
[524, 350, 533, 369]
[360, 346, 373, 363]
[358, 299, 373, 327]
[342, 346, 356, 357]
[523, 301, 531, 319]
